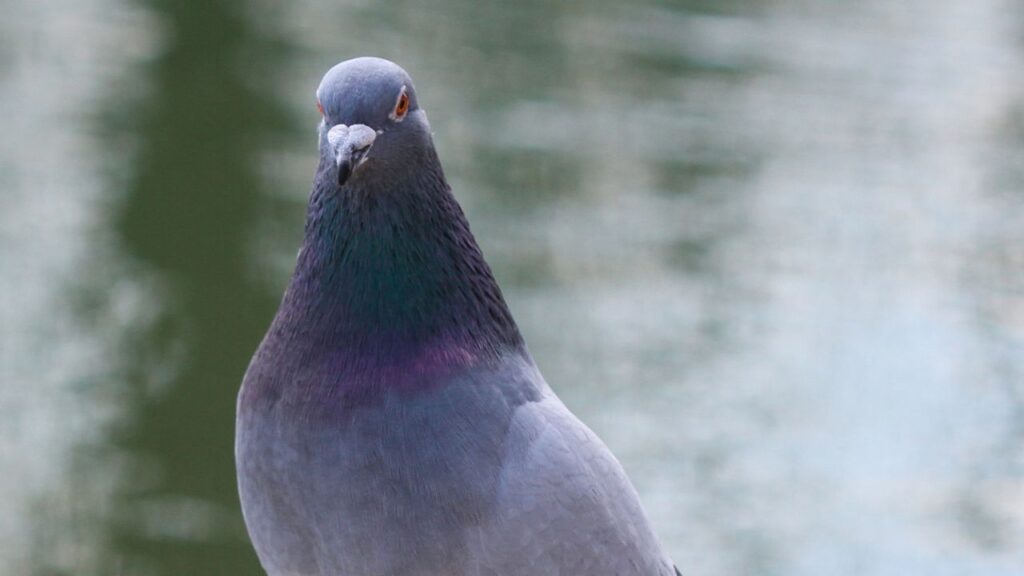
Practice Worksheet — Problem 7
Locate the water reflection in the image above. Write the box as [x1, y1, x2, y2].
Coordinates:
[99, 0, 291, 573]
[2, 0, 1023, 574]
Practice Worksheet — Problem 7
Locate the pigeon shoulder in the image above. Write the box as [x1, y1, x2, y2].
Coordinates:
[471, 383, 677, 576]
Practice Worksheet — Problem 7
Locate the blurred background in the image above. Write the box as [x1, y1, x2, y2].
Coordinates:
[2, 0, 1023, 575]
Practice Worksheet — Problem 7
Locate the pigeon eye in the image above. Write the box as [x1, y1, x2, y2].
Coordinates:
[393, 91, 409, 120]
[316, 99, 324, 116]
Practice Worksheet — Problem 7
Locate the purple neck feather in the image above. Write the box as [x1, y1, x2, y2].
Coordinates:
[264, 148, 524, 393]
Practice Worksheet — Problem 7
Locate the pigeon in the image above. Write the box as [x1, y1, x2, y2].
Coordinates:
[236, 57, 681, 576]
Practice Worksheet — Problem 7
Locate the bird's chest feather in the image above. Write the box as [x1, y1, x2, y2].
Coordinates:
[236, 359, 539, 575]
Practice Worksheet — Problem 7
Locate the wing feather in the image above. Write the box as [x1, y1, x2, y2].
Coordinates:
[469, 389, 677, 576]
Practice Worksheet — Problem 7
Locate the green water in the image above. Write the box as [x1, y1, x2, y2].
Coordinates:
[2, 1, 1023, 575]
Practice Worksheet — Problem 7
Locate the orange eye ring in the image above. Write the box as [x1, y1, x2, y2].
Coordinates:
[393, 91, 410, 119]
[316, 99, 324, 116]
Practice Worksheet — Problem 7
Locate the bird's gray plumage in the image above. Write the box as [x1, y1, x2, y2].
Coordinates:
[236, 57, 678, 576]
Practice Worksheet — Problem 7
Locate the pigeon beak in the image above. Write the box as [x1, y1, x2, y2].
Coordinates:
[327, 124, 377, 186]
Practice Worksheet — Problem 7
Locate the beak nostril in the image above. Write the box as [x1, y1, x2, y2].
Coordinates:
[328, 124, 376, 186]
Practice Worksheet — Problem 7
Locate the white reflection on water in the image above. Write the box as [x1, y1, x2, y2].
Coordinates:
[0, 0, 159, 574]
[485, 2, 1024, 575]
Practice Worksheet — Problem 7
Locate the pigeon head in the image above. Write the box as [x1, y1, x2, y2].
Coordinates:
[315, 57, 430, 186]
[272, 57, 525, 384]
